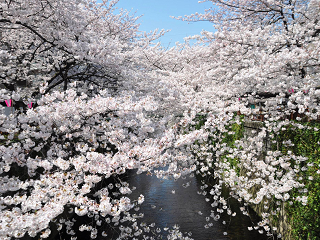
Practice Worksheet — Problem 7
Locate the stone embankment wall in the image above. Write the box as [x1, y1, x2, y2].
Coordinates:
[240, 120, 292, 239]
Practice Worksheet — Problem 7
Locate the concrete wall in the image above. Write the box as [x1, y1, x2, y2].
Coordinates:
[240, 120, 292, 239]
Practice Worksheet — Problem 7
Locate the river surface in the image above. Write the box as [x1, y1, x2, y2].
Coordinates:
[125, 169, 270, 240]
[42, 168, 272, 240]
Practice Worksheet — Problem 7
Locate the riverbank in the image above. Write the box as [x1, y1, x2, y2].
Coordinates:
[190, 113, 320, 239]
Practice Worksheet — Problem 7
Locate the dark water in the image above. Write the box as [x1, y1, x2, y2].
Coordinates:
[127, 171, 228, 239]
[19, 169, 273, 240]
[127, 169, 271, 240]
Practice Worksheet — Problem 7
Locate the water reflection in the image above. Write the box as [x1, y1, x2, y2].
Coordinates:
[36, 168, 272, 240]
[128, 170, 229, 239]
[127, 169, 270, 240]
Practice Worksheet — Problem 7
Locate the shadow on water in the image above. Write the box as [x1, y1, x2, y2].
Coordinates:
[126, 169, 228, 240]
[17, 169, 273, 240]
[126, 169, 271, 240]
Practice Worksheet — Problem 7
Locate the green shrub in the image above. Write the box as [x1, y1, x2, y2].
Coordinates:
[271, 122, 320, 240]
[191, 113, 320, 239]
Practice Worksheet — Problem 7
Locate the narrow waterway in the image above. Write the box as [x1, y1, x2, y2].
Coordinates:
[126, 169, 270, 240]
[38, 168, 272, 240]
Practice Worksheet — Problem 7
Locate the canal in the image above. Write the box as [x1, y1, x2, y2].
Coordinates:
[34, 168, 273, 240]
[123, 169, 270, 240]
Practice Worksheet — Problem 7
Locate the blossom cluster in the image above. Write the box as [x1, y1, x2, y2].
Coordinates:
[1, 0, 320, 239]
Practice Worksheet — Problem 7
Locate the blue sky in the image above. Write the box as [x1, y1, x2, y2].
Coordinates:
[100, 0, 216, 47]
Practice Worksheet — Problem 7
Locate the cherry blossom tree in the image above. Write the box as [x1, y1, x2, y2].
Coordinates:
[0, 88, 182, 239]
[1, 0, 320, 239]
[165, 0, 320, 238]
[0, 2, 187, 240]
[177, 0, 320, 95]
[0, 0, 165, 102]
[0, 1, 197, 239]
